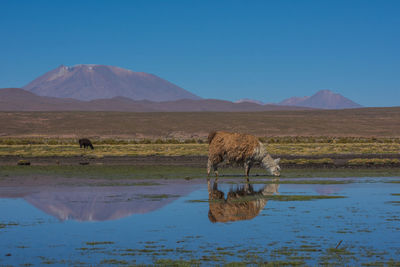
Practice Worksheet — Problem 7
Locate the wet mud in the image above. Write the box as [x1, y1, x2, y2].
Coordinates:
[2, 153, 400, 168]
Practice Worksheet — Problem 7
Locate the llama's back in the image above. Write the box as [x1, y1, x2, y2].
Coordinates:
[209, 131, 260, 162]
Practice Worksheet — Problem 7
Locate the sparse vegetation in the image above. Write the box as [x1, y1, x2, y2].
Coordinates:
[0, 222, 19, 228]
[0, 141, 399, 158]
[348, 158, 400, 165]
[17, 159, 30, 165]
[2, 109, 400, 139]
[187, 195, 346, 203]
[2, 166, 400, 181]
[243, 179, 352, 184]
[1, 110, 400, 161]
[85, 241, 115, 246]
[281, 158, 334, 165]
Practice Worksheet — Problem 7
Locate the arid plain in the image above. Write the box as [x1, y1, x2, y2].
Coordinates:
[1, 108, 400, 168]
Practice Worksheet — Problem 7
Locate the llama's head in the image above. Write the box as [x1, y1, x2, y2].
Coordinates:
[262, 156, 281, 176]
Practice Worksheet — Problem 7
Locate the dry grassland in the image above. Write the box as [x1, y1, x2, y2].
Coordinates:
[0, 108, 399, 159]
[0, 107, 400, 139]
[1, 142, 399, 158]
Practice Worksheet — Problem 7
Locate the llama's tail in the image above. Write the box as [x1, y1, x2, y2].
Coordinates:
[208, 131, 217, 144]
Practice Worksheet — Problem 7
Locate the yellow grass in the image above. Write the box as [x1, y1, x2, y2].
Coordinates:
[0, 144, 207, 157]
[267, 143, 400, 155]
[0, 142, 399, 157]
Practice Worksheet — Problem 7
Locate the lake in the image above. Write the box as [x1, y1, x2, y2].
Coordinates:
[0, 168, 399, 265]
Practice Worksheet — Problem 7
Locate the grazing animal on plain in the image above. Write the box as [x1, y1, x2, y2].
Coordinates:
[207, 131, 280, 177]
[79, 138, 94, 150]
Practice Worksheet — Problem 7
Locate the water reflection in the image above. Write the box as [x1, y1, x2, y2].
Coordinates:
[0, 181, 199, 222]
[207, 178, 279, 223]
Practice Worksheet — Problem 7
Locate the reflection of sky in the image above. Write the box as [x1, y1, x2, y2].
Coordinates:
[0, 179, 400, 265]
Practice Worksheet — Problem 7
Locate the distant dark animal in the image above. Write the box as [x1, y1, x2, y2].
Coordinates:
[79, 138, 94, 149]
[207, 131, 280, 177]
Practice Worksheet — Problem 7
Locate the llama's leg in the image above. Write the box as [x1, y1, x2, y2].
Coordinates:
[214, 165, 219, 178]
[244, 180, 250, 193]
[207, 158, 212, 176]
[244, 161, 252, 177]
[208, 157, 220, 177]
[207, 178, 212, 198]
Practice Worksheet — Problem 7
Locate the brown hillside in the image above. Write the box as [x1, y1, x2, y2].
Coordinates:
[0, 107, 400, 138]
[0, 88, 310, 112]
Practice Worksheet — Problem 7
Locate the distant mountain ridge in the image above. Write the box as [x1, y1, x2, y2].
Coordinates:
[279, 90, 361, 109]
[23, 64, 200, 101]
[20, 65, 361, 109]
[0, 88, 312, 112]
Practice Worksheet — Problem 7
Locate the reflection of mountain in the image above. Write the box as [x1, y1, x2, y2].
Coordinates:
[0, 182, 199, 222]
[285, 183, 348, 195]
[312, 184, 347, 195]
[207, 180, 279, 223]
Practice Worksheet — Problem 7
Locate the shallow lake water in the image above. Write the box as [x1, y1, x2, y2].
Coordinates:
[1, 171, 400, 265]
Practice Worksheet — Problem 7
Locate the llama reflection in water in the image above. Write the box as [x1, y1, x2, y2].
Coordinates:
[207, 178, 279, 223]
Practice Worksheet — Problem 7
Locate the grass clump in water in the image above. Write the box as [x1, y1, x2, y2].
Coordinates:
[85, 241, 114, 246]
[154, 259, 201, 266]
[138, 194, 180, 200]
[326, 247, 355, 255]
[100, 259, 128, 265]
[0, 222, 19, 228]
[260, 195, 345, 202]
[244, 180, 352, 185]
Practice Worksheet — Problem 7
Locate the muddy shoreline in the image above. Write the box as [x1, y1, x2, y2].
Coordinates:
[1, 154, 400, 168]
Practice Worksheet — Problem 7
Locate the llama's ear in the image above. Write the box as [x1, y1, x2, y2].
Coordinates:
[274, 158, 280, 164]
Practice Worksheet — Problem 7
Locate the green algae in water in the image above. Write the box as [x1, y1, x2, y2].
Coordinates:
[280, 168, 400, 178]
[246, 195, 345, 202]
[385, 201, 400, 206]
[187, 195, 346, 203]
[85, 241, 114, 246]
[362, 260, 400, 266]
[0, 165, 205, 180]
[137, 194, 180, 200]
[100, 259, 129, 265]
[0, 222, 19, 229]
[155, 259, 201, 266]
[96, 181, 161, 186]
[3, 165, 400, 180]
[326, 247, 355, 255]
[235, 180, 353, 185]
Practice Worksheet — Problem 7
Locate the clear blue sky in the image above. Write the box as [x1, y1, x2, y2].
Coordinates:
[1, 0, 399, 106]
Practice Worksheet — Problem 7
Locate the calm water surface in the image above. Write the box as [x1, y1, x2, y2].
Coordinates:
[0, 175, 400, 265]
